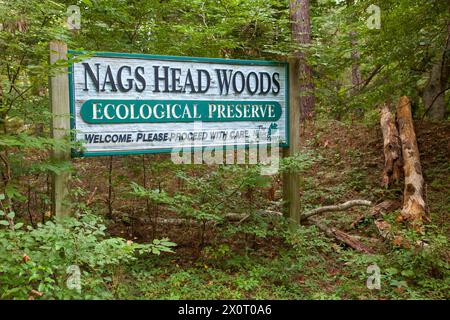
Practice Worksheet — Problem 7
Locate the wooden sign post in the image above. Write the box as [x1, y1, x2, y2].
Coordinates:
[49, 40, 71, 217]
[283, 57, 301, 225]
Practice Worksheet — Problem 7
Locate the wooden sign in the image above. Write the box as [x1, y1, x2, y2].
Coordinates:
[68, 52, 289, 156]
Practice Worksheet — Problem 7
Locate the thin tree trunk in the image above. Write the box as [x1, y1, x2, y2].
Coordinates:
[423, 62, 447, 119]
[107, 156, 113, 219]
[290, 0, 315, 120]
[350, 30, 362, 89]
[27, 184, 36, 228]
[346, 0, 361, 90]
[142, 155, 156, 238]
[423, 21, 450, 120]
[45, 173, 50, 223]
[396, 96, 426, 226]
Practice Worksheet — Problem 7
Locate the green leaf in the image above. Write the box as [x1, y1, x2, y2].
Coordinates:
[160, 241, 177, 247]
[81, 0, 93, 6]
[386, 267, 399, 275]
[0, 220, 10, 226]
[401, 270, 414, 277]
[5, 185, 25, 201]
[14, 223, 24, 230]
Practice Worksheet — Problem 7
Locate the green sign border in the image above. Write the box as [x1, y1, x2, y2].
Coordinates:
[68, 50, 289, 157]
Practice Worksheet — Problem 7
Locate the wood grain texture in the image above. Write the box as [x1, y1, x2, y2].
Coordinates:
[49, 40, 71, 217]
[396, 96, 426, 225]
[380, 103, 402, 187]
[283, 57, 301, 225]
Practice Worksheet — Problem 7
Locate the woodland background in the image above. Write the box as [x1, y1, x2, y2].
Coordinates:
[0, 0, 449, 299]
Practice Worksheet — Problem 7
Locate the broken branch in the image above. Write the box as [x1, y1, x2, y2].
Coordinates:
[308, 217, 375, 254]
[301, 199, 372, 221]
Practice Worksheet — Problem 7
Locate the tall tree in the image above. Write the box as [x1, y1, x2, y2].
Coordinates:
[290, 0, 315, 120]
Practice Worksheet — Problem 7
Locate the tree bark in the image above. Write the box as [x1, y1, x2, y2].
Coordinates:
[380, 103, 402, 187]
[396, 96, 426, 225]
[290, 0, 315, 120]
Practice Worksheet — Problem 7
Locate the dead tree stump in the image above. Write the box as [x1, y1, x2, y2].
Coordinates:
[380, 103, 402, 187]
[396, 96, 426, 226]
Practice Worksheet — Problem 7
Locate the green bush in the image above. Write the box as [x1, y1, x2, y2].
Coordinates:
[0, 213, 175, 299]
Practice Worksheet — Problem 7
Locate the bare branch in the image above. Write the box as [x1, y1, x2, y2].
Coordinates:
[301, 199, 372, 221]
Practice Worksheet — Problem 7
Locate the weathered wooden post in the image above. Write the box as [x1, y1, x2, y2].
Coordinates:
[49, 40, 71, 217]
[282, 57, 301, 225]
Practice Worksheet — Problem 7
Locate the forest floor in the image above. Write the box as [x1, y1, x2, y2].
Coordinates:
[73, 119, 449, 300]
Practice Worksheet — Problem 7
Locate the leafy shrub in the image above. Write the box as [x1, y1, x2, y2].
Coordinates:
[341, 227, 449, 299]
[0, 213, 175, 299]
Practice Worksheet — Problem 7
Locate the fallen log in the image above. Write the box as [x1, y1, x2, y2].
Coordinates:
[301, 199, 372, 221]
[350, 199, 401, 229]
[308, 217, 374, 254]
[396, 96, 426, 226]
[380, 103, 402, 187]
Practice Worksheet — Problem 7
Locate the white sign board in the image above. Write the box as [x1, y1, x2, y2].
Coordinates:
[68, 52, 289, 156]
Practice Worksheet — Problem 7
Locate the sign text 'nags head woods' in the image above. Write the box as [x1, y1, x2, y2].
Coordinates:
[69, 52, 289, 156]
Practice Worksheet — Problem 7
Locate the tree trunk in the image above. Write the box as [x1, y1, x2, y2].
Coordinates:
[380, 103, 402, 187]
[107, 156, 113, 219]
[350, 30, 362, 89]
[346, 0, 361, 90]
[423, 62, 447, 119]
[396, 96, 426, 226]
[423, 21, 450, 120]
[290, 0, 315, 120]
